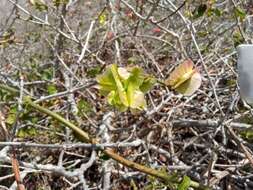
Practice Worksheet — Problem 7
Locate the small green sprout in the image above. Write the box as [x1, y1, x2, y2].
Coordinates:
[97, 64, 156, 113]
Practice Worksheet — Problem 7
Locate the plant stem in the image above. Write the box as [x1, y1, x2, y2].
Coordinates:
[0, 83, 209, 189]
[104, 148, 172, 181]
[190, 180, 209, 190]
[0, 83, 19, 95]
[24, 97, 92, 143]
[24, 97, 172, 181]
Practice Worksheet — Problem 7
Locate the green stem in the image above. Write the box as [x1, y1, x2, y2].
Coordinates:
[190, 180, 209, 190]
[0, 83, 19, 95]
[0, 83, 209, 190]
[24, 97, 172, 181]
[104, 148, 172, 182]
[24, 97, 92, 143]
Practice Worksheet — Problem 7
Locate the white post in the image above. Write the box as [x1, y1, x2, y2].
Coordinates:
[238, 44, 253, 105]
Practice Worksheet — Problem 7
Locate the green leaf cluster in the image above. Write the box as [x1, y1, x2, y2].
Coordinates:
[18, 126, 38, 138]
[77, 99, 92, 115]
[53, 0, 69, 7]
[30, 0, 48, 11]
[234, 7, 246, 21]
[0, 30, 15, 47]
[193, 4, 207, 19]
[178, 176, 191, 190]
[6, 106, 18, 125]
[99, 12, 107, 26]
[146, 174, 197, 190]
[145, 170, 179, 190]
[97, 64, 156, 112]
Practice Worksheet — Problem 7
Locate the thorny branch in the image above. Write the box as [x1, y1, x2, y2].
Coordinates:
[1, 0, 253, 189]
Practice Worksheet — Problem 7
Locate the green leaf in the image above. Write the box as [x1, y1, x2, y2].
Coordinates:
[127, 57, 137, 65]
[129, 91, 146, 114]
[77, 99, 92, 114]
[30, 0, 48, 11]
[165, 60, 202, 96]
[97, 64, 155, 112]
[110, 64, 129, 107]
[165, 60, 195, 89]
[174, 71, 201, 96]
[127, 84, 146, 109]
[99, 153, 111, 161]
[99, 13, 107, 25]
[47, 84, 57, 95]
[107, 90, 116, 105]
[235, 7, 246, 20]
[207, 7, 222, 17]
[41, 68, 53, 80]
[241, 130, 253, 141]
[96, 65, 117, 96]
[118, 67, 131, 80]
[53, 0, 69, 7]
[17, 127, 38, 138]
[233, 31, 244, 47]
[140, 77, 156, 93]
[6, 106, 18, 125]
[0, 30, 15, 47]
[126, 67, 147, 111]
[108, 90, 126, 110]
[178, 176, 191, 190]
[128, 67, 144, 87]
[6, 112, 16, 125]
[130, 179, 138, 190]
[212, 8, 222, 17]
[193, 4, 207, 19]
[87, 66, 102, 78]
[31, 117, 39, 124]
